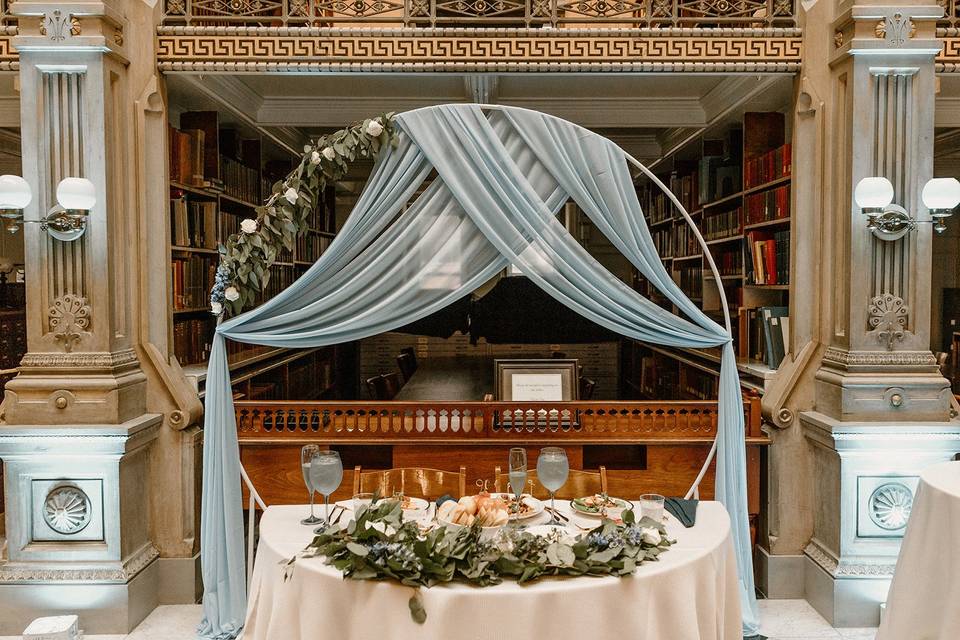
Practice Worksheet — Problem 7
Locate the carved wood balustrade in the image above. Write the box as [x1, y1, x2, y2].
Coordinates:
[236, 398, 764, 442]
[162, 0, 797, 28]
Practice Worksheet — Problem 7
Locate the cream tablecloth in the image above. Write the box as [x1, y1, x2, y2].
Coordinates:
[877, 460, 960, 640]
[243, 500, 741, 640]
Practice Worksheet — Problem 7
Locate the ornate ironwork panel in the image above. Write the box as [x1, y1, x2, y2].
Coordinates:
[162, 0, 796, 27]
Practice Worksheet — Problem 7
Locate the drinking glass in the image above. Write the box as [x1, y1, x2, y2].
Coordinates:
[640, 493, 665, 522]
[352, 492, 375, 515]
[537, 447, 569, 525]
[308, 449, 343, 528]
[300, 445, 322, 525]
[508, 448, 527, 513]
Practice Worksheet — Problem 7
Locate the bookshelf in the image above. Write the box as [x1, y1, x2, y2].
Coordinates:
[168, 110, 344, 400]
[627, 111, 793, 400]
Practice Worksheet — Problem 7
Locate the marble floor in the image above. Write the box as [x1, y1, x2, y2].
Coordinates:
[0, 599, 877, 640]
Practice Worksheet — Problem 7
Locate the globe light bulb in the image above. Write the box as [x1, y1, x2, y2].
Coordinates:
[854, 177, 894, 211]
[0, 174, 32, 210]
[921, 178, 960, 213]
[56, 177, 96, 211]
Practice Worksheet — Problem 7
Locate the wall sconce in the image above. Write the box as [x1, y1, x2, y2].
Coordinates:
[0, 175, 96, 242]
[854, 176, 960, 241]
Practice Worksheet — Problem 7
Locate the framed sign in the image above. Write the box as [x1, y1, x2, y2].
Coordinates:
[494, 359, 579, 401]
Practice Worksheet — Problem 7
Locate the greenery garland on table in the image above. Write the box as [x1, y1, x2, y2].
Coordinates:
[210, 114, 399, 316]
[283, 499, 674, 624]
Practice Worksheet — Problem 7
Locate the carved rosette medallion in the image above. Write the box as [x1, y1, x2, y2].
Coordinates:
[868, 294, 908, 350]
[43, 485, 92, 535]
[48, 294, 92, 352]
[868, 482, 913, 531]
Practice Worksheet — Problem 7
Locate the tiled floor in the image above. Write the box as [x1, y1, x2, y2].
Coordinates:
[1, 600, 877, 639]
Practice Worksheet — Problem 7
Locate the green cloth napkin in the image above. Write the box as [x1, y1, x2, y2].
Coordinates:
[664, 497, 698, 528]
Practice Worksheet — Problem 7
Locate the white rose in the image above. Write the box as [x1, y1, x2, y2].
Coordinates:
[283, 187, 298, 205]
[322, 146, 336, 161]
[640, 527, 661, 545]
[310, 150, 321, 165]
[224, 286, 240, 302]
[240, 218, 258, 234]
[210, 301, 223, 315]
[365, 119, 384, 137]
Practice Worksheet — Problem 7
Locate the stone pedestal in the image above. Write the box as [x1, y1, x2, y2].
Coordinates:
[0, 415, 161, 634]
[800, 411, 960, 626]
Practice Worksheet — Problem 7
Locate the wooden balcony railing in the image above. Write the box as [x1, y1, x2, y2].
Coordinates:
[236, 398, 764, 442]
[162, 0, 797, 29]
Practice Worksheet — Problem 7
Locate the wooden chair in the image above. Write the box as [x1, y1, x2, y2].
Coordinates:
[352, 466, 467, 499]
[396, 352, 417, 383]
[364, 372, 402, 400]
[493, 465, 607, 500]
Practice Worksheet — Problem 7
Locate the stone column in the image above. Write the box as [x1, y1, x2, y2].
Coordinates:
[0, 1, 200, 633]
[796, 0, 960, 626]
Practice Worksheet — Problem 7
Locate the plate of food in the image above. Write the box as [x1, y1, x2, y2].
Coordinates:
[491, 493, 544, 521]
[336, 495, 429, 512]
[570, 494, 632, 518]
[438, 493, 511, 535]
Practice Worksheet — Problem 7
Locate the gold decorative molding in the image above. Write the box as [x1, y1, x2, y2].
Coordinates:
[156, 27, 803, 72]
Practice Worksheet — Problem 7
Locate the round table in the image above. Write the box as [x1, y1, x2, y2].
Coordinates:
[244, 500, 742, 640]
[877, 460, 960, 640]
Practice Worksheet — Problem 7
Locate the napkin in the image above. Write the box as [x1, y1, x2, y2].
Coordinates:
[664, 497, 698, 527]
[436, 494, 456, 507]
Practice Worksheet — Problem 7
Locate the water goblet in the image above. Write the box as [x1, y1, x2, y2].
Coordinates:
[300, 444, 322, 525]
[537, 447, 569, 525]
[640, 493, 665, 523]
[508, 447, 527, 515]
[309, 449, 343, 530]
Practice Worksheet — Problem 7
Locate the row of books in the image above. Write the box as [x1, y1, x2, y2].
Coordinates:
[745, 143, 792, 189]
[746, 230, 790, 285]
[738, 306, 789, 368]
[171, 254, 217, 310]
[675, 263, 702, 298]
[668, 171, 700, 216]
[703, 207, 742, 241]
[712, 246, 744, 277]
[674, 224, 700, 258]
[173, 316, 216, 365]
[680, 367, 717, 400]
[745, 184, 790, 226]
[646, 190, 674, 225]
[699, 156, 741, 205]
[297, 233, 333, 263]
[169, 126, 206, 186]
[652, 227, 673, 258]
[221, 155, 261, 204]
[170, 197, 218, 249]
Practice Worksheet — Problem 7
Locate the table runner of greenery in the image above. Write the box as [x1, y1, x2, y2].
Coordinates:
[283, 499, 674, 623]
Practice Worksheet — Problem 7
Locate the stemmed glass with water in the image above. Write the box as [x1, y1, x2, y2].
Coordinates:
[537, 447, 569, 525]
[309, 449, 343, 530]
[508, 448, 527, 514]
[300, 445, 322, 525]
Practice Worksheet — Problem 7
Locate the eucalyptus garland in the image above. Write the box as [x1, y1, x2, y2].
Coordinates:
[210, 114, 399, 316]
[284, 499, 674, 624]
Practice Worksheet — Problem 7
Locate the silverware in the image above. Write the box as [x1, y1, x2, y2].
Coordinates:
[545, 506, 569, 523]
[330, 505, 345, 525]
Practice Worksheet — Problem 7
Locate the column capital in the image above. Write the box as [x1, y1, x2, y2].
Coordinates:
[10, 0, 128, 62]
[831, 3, 943, 64]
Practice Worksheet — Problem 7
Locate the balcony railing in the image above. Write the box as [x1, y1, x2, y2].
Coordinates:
[162, 0, 797, 29]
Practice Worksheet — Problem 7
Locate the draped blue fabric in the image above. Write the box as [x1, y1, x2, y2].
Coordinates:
[198, 104, 758, 639]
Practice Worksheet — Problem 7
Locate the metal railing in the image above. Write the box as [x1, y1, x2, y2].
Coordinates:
[162, 0, 796, 29]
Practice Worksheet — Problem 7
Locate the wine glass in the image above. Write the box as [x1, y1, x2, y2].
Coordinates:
[537, 447, 569, 525]
[309, 449, 343, 530]
[508, 448, 527, 515]
[300, 445, 322, 525]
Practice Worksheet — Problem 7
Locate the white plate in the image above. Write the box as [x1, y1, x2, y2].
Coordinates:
[491, 493, 544, 521]
[570, 496, 632, 518]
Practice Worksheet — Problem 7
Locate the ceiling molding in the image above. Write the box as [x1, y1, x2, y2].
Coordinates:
[700, 76, 768, 122]
[605, 133, 662, 162]
[257, 95, 705, 128]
